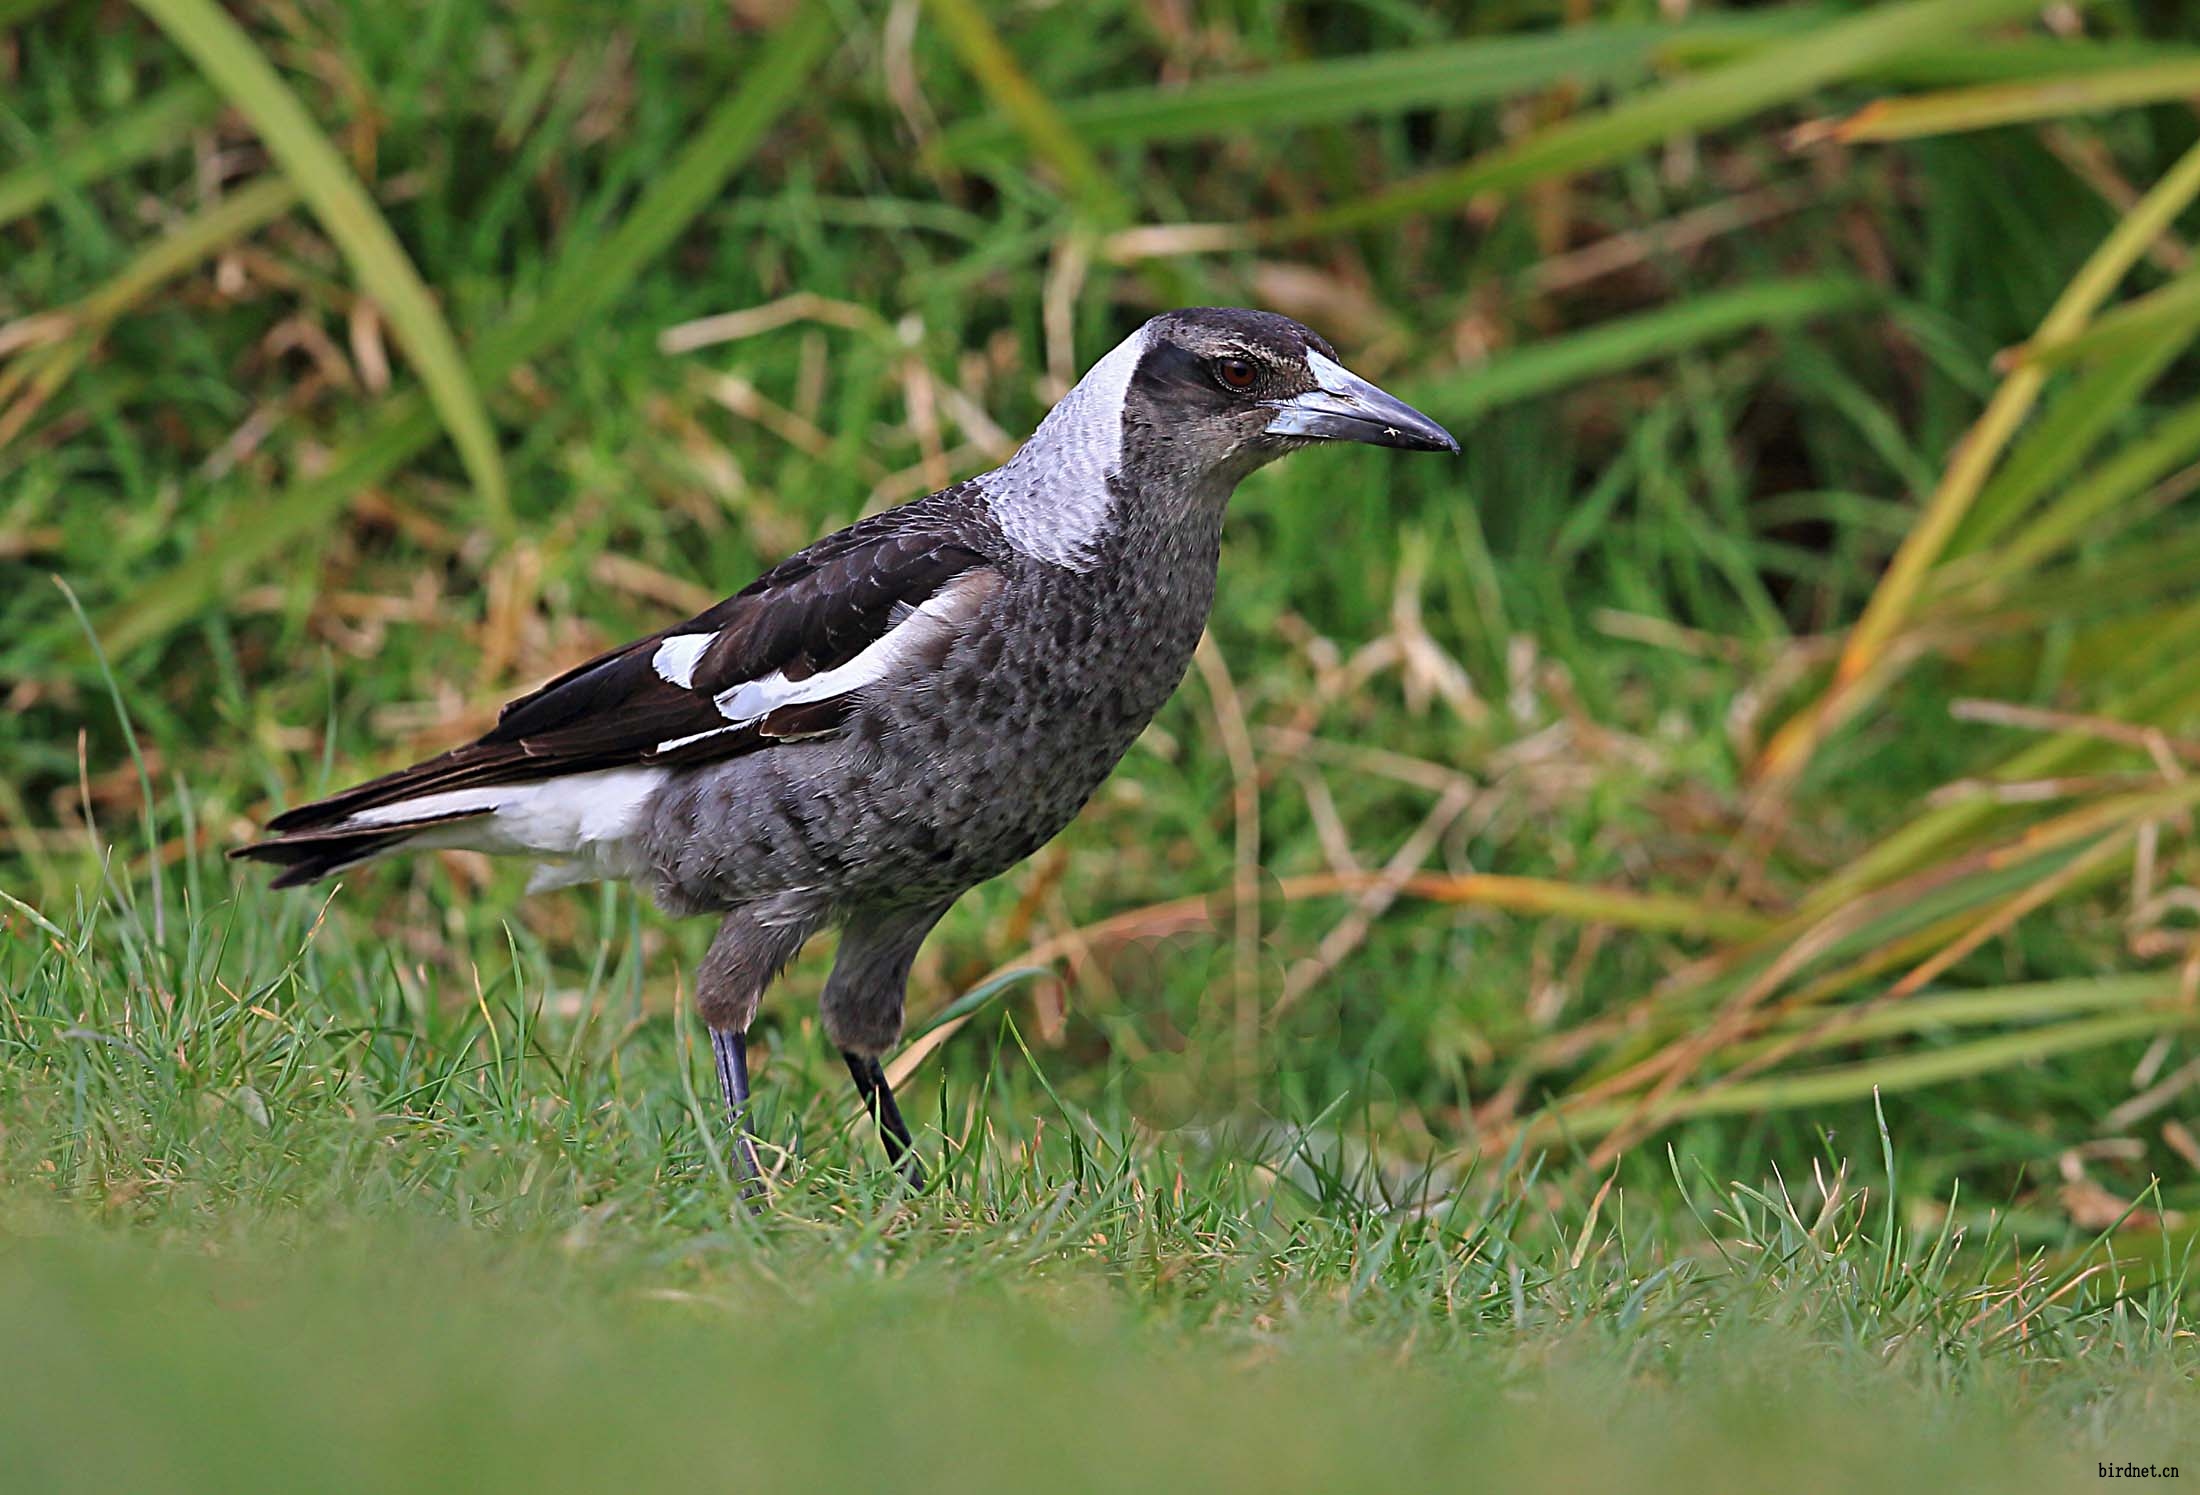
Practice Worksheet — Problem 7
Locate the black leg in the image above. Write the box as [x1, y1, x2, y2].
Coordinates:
[844, 1050, 924, 1191]
[711, 1028, 766, 1200]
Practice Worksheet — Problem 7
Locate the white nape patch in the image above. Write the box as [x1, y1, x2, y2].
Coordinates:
[1305, 348, 1357, 395]
[654, 571, 996, 755]
[343, 766, 669, 888]
[975, 320, 1153, 571]
[652, 631, 715, 687]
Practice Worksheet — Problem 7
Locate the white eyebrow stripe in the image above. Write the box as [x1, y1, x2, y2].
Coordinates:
[651, 570, 997, 755]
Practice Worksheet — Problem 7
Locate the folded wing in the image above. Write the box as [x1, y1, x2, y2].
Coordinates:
[234, 494, 1001, 885]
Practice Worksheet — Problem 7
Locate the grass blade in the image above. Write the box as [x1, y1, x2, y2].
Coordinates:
[1270, 0, 2064, 239]
[129, 0, 510, 531]
[480, 7, 839, 375]
[1968, 390, 2200, 584]
[935, 18, 2190, 163]
[1949, 336, 2190, 555]
[0, 80, 218, 231]
[0, 177, 297, 448]
[1862, 35, 2200, 86]
[1762, 974, 2182, 1051]
[1413, 278, 1873, 421]
[1801, 60, 2200, 143]
[1581, 1007, 2200, 1131]
[2008, 267, 2200, 371]
[1404, 877, 1766, 941]
[921, 0, 1128, 223]
[933, 13, 1810, 157]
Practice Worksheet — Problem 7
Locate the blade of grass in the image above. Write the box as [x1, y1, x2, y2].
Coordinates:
[83, 7, 839, 661]
[1949, 336, 2191, 555]
[1268, 0, 2068, 240]
[1515, 907, 1981, 1098]
[921, 0, 1128, 224]
[1986, 533, 2200, 620]
[129, 0, 509, 531]
[1958, 390, 2200, 594]
[932, 13, 1812, 158]
[1411, 278, 1873, 422]
[0, 177, 297, 448]
[887, 968, 1048, 1088]
[1386, 872, 1769, 941]
[1540, 1006, 2200, 1138]
[68, 179, 299, 325]
[2007, 267, 2200, 372]
[1798, 60, 2200, 144]
[1662, 17, 2199, 86]
[1669, 830, 2139, 1135]
[1574, 775, 2200, 1120]
[1834, 132, 2200, 679]
[480, 6, 839, 375]
[53, 579, 167, 950]
[0, 80, 219, 231]
[1760, 974, 2181, 1051]
[1861, 35, 2200, 87]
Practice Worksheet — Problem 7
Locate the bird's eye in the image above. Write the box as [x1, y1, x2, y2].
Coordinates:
[1213, 357, 1257, 391]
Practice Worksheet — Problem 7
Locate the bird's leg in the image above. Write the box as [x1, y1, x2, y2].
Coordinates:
[710, 1027, 766, 1199]
[821, 900, 954, 1189]
[844, 1050, 924, 1191]
[696, 897, 825, 1203]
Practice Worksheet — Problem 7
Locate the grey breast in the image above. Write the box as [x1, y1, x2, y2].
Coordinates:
[639, 506, 1225, 917]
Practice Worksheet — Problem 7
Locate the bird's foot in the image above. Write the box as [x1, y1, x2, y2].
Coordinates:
[710, 1027, 768, 1206]
[844, 1050, 925, 1193]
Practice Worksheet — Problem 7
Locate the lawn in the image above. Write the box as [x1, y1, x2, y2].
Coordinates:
[5, 0, 2199, 1485]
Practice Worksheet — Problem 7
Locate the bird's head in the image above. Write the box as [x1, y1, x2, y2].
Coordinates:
[1124, 307, 1459, 485]
[985, 307, 1457, 566]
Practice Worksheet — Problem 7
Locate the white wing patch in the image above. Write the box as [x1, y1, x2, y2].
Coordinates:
[652, 632, 714, 688]
[977, 319, 1152, 571]
[330, 572, 993, 893]
[654, 569, 998, 755]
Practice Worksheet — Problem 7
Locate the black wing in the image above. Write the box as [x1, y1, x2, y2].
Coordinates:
[248, 490, 1002, 840]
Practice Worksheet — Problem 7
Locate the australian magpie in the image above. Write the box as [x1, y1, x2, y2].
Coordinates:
[234, 307, 1459, 1193]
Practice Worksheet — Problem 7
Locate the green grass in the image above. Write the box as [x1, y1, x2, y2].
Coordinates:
[6, 0, 2200, 1483]
[11, 1233, 2181, 1495]
[5, 873, 2195, 1486]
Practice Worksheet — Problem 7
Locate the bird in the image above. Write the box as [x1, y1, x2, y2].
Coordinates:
[233, 307, 1459, 1194]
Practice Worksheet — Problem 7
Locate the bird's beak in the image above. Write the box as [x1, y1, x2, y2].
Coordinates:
[1264, 351, 1460, 454]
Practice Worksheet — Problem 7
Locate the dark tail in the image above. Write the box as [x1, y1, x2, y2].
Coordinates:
[231, 811, 492, 888]
[230, 825, 426, 889]
[231, 764, 494, 889]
